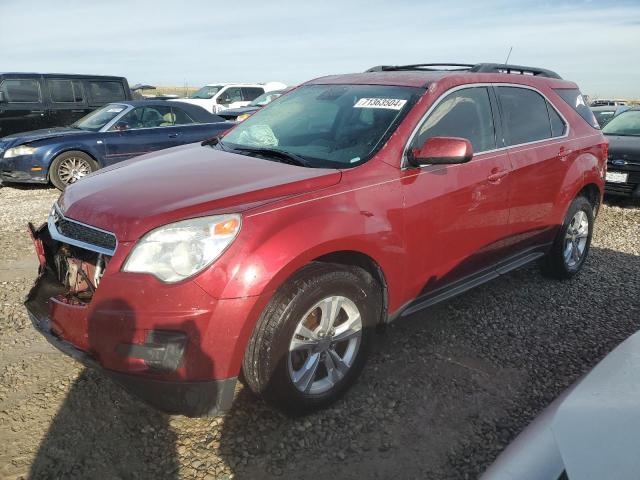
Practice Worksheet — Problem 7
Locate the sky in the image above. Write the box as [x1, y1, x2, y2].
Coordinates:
[1, 0, 639, 98]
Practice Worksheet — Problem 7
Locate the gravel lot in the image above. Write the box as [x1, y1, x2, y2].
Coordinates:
[0, 184, 638, 480]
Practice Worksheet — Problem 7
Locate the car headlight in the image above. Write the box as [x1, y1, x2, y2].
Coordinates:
[4, 145, 36, 158]
[236, 113, 252, 122]
[122, 214, 241, 283]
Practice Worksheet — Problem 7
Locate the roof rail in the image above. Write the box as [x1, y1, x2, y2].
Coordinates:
[469, 63, 562, 79]
[365, 62, 562, 79]
[366, 63, 474, 72]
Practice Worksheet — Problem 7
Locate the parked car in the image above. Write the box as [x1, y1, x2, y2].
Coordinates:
[590, 105, 629, 128]
[176, 82, 286, 114]
[0, 100, 233, 190]
[25, 62, 606, 416]
[601, 107, 640, 197]
[590, 99, 628, 107]
[0, 73, 131, 137]
[482, 331, 640, 480]
[217, 89, 288, 122]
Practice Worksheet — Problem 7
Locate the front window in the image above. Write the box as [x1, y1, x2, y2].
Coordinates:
[602, 110, 640, 136]
[219, 84, 419, 168]
[190, 85, 222, 99]
[72, 104, 128, 131]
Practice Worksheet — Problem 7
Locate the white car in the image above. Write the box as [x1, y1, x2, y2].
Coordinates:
[175, 82, 287, 114]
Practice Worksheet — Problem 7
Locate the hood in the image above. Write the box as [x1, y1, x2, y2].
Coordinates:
[219, 106, 259, 117]
[605, 134, 640, 163]
[59, 143, 341, 241]
[0, 127, 85, 147]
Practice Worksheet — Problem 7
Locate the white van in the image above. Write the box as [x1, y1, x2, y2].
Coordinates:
[175, 82, 287, 114]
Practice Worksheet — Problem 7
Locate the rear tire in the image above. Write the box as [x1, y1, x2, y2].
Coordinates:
[541, 196, 594, 279]
[50, 151, 97, 191]
[242, 262, 381, 415]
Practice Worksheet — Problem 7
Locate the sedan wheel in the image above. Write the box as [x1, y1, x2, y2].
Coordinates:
[58, 156, 92, 185]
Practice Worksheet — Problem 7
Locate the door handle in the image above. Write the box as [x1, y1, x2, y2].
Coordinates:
[558, 147, 573, 161]
[71, 109, 85, 113]
[487, 170, 508, 182]
[168, 132, 180, 138]
[30, 110, 45, 115]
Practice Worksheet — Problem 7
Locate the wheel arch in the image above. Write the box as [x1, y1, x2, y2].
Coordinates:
[311, 250, 389, 326]
[46, 148, 100, 180]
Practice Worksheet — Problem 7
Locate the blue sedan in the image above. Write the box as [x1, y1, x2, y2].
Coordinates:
[0, 100, 234, 189]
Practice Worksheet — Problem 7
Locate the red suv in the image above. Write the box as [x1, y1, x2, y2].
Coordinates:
[26, 63, 607, 416]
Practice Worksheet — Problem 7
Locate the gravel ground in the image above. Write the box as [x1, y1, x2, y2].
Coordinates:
[0, 184, 638, 480]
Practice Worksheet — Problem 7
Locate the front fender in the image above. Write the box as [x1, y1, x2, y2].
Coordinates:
[39, 139, 107, 176]
[194, 182, 406, 309]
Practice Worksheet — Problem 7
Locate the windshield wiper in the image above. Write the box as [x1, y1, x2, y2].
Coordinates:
[232, 147, 312, 167]
[201, 135, 227, 149]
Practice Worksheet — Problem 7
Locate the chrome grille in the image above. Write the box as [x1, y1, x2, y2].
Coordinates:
[48, 204, 117, 255]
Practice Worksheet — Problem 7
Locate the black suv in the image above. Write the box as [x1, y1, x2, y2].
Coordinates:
[0, 73, 131, 137]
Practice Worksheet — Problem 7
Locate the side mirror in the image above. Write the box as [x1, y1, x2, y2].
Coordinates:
[217, 96, 229, 105]
[0, 91, 5, 103]
[407, 136, 473, 167]
[114, 121, 130, 131]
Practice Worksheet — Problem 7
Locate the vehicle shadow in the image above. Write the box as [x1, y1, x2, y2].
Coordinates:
[29, 299, 180, 479]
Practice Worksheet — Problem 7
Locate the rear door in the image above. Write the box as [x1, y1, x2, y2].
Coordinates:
[0, 76, 47, 136]
[495, 85, 569, 253]
[45, 77, 90, 127]
[401, 85, 513, 298]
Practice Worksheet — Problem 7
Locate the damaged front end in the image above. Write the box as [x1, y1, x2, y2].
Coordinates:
[25, 216, 112, 363]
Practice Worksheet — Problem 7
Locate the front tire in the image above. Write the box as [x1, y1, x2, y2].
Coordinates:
[242, 263, 381, 415]
[50, 151, 97, 190]
[541, 195, 594, 279]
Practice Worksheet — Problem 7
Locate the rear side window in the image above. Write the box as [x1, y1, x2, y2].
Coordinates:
[1, 79, 41, 103]
[88, 81, 126, 103]
[171, 107, 195, 125]
[242, 87, 265, 101]
[554, 88, 599, 129]
[49, 79, 84, 103]
[413, 86, 496, 153]
[547, 102, 566, 137]
[497, 87, 551, 146]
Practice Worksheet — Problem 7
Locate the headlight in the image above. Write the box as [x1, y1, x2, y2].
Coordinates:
[4, 145, 36, 158]
[122, 214, 241, 283]
[236, 113, 252, 122]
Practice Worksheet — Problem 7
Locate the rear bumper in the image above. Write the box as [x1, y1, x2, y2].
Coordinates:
[26, 275, 237, 417]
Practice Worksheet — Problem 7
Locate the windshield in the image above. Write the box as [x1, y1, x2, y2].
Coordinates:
[249, 90, 284, 107]
[602, 110, 640, 136]
[220, 84, 419, 168]
[71, 104, 127, 131]
[190, 86, 222, 99]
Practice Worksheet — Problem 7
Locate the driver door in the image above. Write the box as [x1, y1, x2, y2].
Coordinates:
[103, 106, 175, 166]
[400, 85, 513, 301]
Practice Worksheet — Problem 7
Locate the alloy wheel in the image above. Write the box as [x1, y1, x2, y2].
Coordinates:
[563, 209, 589, 268]
[57, 156, 92, 185]
[288, 296, 362, 395]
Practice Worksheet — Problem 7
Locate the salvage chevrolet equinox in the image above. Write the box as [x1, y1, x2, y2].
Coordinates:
[26, 63, 607, 416]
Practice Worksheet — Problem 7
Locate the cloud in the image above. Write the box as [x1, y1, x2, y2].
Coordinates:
[1, 0, 638, 97]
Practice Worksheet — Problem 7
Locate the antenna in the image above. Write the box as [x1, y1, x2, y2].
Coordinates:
[504, 46, 513, 64]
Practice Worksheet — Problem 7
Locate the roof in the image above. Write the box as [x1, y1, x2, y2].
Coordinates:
[307, 62, 575, 89]
[307, 71, 575, 89]
[0, 72, 127, 80]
